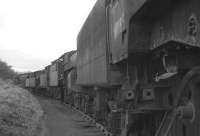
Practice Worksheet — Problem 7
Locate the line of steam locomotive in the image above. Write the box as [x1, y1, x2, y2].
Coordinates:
[18, 0, 200, 136]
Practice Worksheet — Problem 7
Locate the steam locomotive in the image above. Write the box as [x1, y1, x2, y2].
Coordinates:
[21, 0, 200, 136]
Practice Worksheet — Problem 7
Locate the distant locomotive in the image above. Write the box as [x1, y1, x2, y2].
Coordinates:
[24, 51, 77, 99]
[20, 0, 200, 136]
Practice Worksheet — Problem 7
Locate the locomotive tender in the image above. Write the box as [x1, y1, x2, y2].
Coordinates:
[22, 0, 200, 136]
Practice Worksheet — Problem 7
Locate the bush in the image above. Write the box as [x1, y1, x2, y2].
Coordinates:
[0, 60, 17, 80]
[0, 79, 44, 136]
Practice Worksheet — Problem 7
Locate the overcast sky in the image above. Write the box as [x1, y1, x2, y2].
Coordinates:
[0, 0, 96, 72]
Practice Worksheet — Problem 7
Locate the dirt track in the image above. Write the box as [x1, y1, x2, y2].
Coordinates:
[36, 96, 104, 136]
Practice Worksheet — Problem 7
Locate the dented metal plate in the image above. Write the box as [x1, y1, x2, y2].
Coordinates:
[77, 0, 108, 85]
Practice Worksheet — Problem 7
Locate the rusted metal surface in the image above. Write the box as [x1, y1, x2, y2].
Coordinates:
[29, 77, 35, 87]
[48, 56, 65, 87]
[63, 53, 71, 71]
[34, 70, 41, 87]
[109, 0, 127, 64]
[45, 65, 50, 87]
[128, 20, 151, 52]
[25, 78, 29, 87]
[127, 0, 200, 50]
[34, 71, 41, 78]
[70, 52, 77, 68]
[77, 0, 124, 86]
[39, 70, 47, 88]
[109, 0, 197, 58]
[57, 57, 64, 82]
[125, 0, 166, 53]
[109, 112, 122, 135]
[77, 0, 108, 86]
[109, 0, 149, 63]
[26, 72, 36, 87]
[67, 69, 79, 93]
[63, 51, 76, 71]
[150, 0, 200, 49]
[49, 63, 58, 87]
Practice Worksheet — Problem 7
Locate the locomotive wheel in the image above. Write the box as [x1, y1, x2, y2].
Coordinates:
[173, 76, 200, 136]
[171, 67, 200, 136]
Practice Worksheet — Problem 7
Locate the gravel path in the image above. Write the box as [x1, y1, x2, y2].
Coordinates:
[36, 96, 104, 136]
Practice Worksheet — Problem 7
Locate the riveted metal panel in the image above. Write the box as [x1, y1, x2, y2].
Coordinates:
[63, 51, 76, 71]
[49, 63, 58, 87]
[128, 20, 151, 52]
[109, 0, 127, 63]
[48, 56, 65, 87]
[70, 52, 77, 68]
[109, 0, 148, 63]
[109, 0, 174, 56]
[34, 71, 41, 87]
[63, 53, 70, 68]
[126, 0, 200, 50]
[77, 0, 125, 86]
[25, 78, 29, 87]
[27, 72, 36, 87]
[126, 0, 169, 53]
[67, 69, 81, 93]
[150, 0, 200, 49]
[49, 71, 58, 86]
[77, 0, 109, 86]
[29, 77, 35, 87]
[39, 71, 47, 88]
[45, 65, 50, 87]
